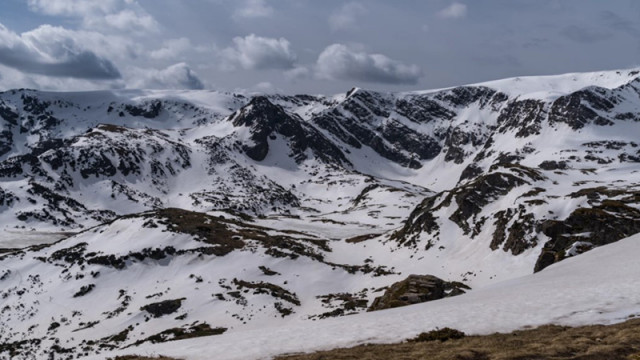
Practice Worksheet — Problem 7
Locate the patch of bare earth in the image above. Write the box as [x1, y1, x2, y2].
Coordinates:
[276, 318, 640, 360]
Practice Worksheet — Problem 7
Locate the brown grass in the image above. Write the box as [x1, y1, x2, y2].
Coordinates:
[276, 318, 640, 360]
[109, 356, 181, 360]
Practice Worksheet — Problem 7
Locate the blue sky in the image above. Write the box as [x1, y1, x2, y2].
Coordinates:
[0, 0, 639, 94]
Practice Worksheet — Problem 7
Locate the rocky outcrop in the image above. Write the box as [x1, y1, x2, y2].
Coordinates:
[496, 99, 546, 137]
[368, 274, 470, 311]
[140, 298, 185, 318]
[313, 90, 442, 169]
[231, 96, 349, 166]
[549, 88, 616, 129]
[534, 199, 640, 272]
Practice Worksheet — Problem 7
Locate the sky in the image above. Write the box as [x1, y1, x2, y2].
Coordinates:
[0, 0, 639, 95]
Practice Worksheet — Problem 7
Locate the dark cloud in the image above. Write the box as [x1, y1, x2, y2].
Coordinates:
[0, 25, 121, 80]
[316, 44, 422, 85]
[0, 49, 121, 79]
[560, 25, 611, 43]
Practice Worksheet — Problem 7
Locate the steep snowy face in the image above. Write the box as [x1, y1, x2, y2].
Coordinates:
[1, 68, 640, 359]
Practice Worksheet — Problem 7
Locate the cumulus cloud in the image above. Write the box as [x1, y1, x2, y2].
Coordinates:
[0, 24, 121, 79]
[285, 66, 311, 81]
[438, 2, 467, 19]
[315, 44, 422, 85]
[27, 0, 119, 17]
[90, 8, 158, 33]
[233, 0, 274, 19]
[220, 34, 296, 70]
[329, 2, 366, 31]
[128, 63, 205, 90]
[21, 25, 138, 61]
[150, 38, 192, 60]
[27, 0, 158, 33]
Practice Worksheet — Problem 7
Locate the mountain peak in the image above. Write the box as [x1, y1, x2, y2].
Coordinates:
[231, 95, 285, 129]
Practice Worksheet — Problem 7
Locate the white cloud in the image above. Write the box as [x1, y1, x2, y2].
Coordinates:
[315, 44, 422, 85]
[0, 65, 39, 90]
[438, 2, 467, 19]
[328, 2, 366, 31]
[27, 0, 158, 33]
[22, 25, 138, 61]
[91, 8, 158, 33]
[127, 62, 205, 90]
[285, 66, 310, 81]
[220, 34, 296, 70]
[251, 81, 278, 93]
[0, 24, 121, 79]
[150, 38, 192, 60]
[233, 0, 274, 20]
[27, 0, 120, 17]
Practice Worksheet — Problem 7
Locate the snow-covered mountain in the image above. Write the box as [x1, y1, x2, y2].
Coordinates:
[1, 68, 640, 359]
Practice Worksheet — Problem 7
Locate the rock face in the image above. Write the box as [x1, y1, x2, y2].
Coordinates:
[534, 197, 640, 272]
[141, 298, 185, 318]
[368, 275, 470, 311]
[230, 96, 349, 166]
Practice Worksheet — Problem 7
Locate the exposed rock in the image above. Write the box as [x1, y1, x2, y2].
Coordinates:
[390, 193, 443, 248]
[313, 90, 441, 169]
[458, 163, 483, 182]
[448, 171, 530, 234]
[434, 86, 503, 109]
[490, 206, 538, 255]
[368, 274, 470, 311]
[231, 96, 349, 166]
[539, 160, 568, 171]
[534, 200, 640, 272]
[444, 126, 485, 164]
[124, 100, 163, 118]
[497, 99, 546, 137]
[395, 95, 455, 123]
[549, 88, 616, 129]
[131, 323, 227, 346]
[140, 298, 185, 318]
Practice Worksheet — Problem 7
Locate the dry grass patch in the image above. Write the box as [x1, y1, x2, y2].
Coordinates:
[109, 356, 181, 360]
[277, 318, 640, 360]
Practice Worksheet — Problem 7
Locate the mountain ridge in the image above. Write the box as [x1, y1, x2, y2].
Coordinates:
[1, 68, 640, 359]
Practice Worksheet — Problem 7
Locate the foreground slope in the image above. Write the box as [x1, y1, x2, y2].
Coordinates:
[100, 233, 640, 360]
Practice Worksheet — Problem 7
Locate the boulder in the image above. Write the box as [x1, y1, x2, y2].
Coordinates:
[368, 274, 470, 311]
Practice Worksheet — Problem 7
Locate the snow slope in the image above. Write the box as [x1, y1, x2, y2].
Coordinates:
[101, 233, 640, 360]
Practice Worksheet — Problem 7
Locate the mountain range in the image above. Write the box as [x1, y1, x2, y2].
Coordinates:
[1, 68, 640, 359]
